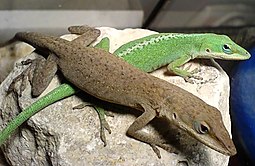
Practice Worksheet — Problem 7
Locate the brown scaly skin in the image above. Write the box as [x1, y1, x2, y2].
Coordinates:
[14, 27, 236, 158]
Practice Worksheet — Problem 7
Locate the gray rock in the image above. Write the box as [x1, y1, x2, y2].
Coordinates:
[0, 27, 232, 165]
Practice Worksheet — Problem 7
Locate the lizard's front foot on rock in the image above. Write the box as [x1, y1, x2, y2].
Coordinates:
[150, 142, 178, 158]
[7, 58, 37, 95]
[182, 66, 203, 83]
[184, 74, 203, 84]
[168, 64, 203, 84]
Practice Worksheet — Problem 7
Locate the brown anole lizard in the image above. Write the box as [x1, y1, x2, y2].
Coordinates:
[13, 27, 236, 158]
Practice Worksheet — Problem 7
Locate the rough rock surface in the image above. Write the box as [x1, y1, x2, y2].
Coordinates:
[0, 27, 232, 166]
[0, 41, 34, 83]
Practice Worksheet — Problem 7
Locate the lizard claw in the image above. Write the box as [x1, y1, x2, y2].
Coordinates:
[149, 142, 179, 158]
[160, 143, 179, 154]
[150, 144, 161, 159]
[100, 128, 107, 146]
[191, 75, 203, 80]
[100, 116, 112, 134]
[150, 142, 178, 158]
[184, 77, 194, 84]
[184, 75, 203, 84]
[157, 140, 179, 154]
[190, 67, 201, 75]
[98, 109, 111, 146]
[183, 67, 203, 83]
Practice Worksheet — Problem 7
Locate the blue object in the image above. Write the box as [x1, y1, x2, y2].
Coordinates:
[231, 46, 255, 163]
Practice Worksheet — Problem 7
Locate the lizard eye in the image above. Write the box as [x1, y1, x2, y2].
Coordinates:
[194, 121, 210, 134]
[206, 48, 211, 53]
[222, 44, 232, 54]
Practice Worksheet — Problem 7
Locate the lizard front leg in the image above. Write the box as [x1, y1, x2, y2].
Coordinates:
[127, 104, 177, 158]
[30, 53, 58, 96]
[167, 55, 202, 83]
[8, 53, 57, 97]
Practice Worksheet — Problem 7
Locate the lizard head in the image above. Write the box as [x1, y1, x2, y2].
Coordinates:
[198, 34, 251, 60]
[161, 95, 237, 156]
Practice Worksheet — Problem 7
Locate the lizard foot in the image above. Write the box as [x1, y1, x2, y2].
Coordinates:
[8, 58, 36, 95]
[183, 68, 203, 83]
[184, 75, 203, 84]
[73, 103, 112, 146]
[150, 144, 161, 158]
[178, 64, 203, 83]
[159, 143, 179, 154]
[181, 62, 202, 74]
[150, 142, 178, 158]
[184, 77, 194, 84]
[190, 67, 201, 75]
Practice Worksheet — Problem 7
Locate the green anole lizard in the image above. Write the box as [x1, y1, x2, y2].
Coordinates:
[0, 26, 249, 157]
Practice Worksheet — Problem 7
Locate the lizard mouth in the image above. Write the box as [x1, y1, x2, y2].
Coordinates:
[177, 121, 237, 156]
[205, 52, 251, 60]
[201, 135, 237, 156]
[189, 129, 237, 156]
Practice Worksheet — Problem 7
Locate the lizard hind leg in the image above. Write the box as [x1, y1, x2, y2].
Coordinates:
[68, 26, 101, 47]
[7, 56, 44, 96]
[73, 103, 112, 146]
[167, 56, 203, 83]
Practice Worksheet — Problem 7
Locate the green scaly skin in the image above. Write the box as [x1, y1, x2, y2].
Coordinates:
[0, 30, 250, 146]
[0, 84, 76, 145]
[116, 33, 250, 77]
